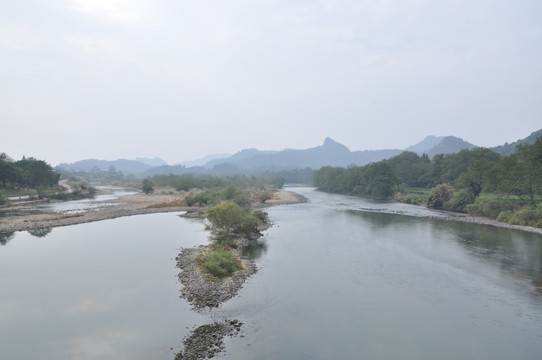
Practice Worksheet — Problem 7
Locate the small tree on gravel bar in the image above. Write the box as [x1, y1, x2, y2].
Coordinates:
[207, 201, 269, 239]
[142, 179, 154, 194]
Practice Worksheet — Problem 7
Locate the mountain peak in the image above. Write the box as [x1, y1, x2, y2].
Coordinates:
[323, 137, 350, 152]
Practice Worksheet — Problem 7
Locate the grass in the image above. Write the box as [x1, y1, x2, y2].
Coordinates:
[144, 200, 186, 209]
[196, 248, 243, 278]
[395, 188, 431, 205]
[3, 188, 38, 197]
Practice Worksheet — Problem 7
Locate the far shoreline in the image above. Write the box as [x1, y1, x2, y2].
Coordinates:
[0, 188, 307, 234]
[1, 186, 540, 236]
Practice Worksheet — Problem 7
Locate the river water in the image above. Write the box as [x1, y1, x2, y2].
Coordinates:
[1, 187, 542, 359]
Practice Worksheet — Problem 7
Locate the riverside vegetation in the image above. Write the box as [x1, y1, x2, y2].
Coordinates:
[175, 194, 272, 359]
[0, 153, 96, 204]
[313, 137, 542, 228]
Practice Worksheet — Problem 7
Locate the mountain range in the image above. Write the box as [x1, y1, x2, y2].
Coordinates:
[56, 129, 541, 177]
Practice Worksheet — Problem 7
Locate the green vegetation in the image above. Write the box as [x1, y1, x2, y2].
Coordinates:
[149, 173, 284, 193]
[207, 201, 269, 242]
[313, 136, 542, 228]
[193, 198, 270, 277]
[1, 153, 59, 189]
[0, 190, 6, 205]
[196, 249, 243, 277]
[0, 153, 97, 202]
[141, 179, 154, 194]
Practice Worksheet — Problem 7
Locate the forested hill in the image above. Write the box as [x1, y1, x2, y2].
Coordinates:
[490, 129, 542, 156]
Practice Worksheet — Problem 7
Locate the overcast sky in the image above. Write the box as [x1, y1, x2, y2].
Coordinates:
[1, 0, 541, 165]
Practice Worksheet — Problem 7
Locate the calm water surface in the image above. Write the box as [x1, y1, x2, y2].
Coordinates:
[1, 187, 542, 360]
[220, 187, 542, 360]
[0, 213, 208, 360]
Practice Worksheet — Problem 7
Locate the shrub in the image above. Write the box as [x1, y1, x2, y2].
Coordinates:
[428, 183, 454, 209]
[185, 195, 197, 207]
[447, 189, 475, 212]
[503, 207, 542, 228]
[197, 249, 243, 277]
[257, 191, 272, 203]
[466, 197, 518, 219]
[251, 209, 269, 223]
[142, 179, 154, 194]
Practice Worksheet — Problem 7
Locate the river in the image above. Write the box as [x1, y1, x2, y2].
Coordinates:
[1, 187, 542, 359]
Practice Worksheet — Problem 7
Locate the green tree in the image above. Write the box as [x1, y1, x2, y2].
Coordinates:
[0, 153, 21, 187]
[455, 148, 501, 198]
[364, 162, 397, 198]
[142, 179, 154, 194]
[207, 201, 268, 238]
[385, 151, 432, 188]
[207, 202, 247, 234]
[496, 138, 542, 205]
[26, 159, 59, 187]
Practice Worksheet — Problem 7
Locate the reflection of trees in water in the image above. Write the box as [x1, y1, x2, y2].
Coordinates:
[27, 228, 53, 238]
[242, 239, 268, 260]
[533, 277, 542, 296]
[345, 209, 415, 230]
[439, 222, 542, 292]
[0, 232, 15, 246]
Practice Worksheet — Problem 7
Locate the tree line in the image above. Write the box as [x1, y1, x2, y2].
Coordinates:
[0, 153, 59, 189]
[312, 137, 542, 226]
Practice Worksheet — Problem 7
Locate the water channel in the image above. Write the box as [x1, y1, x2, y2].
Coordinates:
[1, 187, 542, 359]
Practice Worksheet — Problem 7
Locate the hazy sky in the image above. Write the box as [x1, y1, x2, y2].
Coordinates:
[1, 0, 541, 165]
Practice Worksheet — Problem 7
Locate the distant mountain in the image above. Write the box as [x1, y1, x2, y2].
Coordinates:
[204, 149, 277, 169]
[57, 159, 152, 175]
[406, 136, 444, 154]
[57, 129, 541, 177]
[490, 129, 542, 156]
[135, 157, 168, 166]
[202, 137, 401, 171]
[406, 135, 476, 157]
[178, 153, 231, 168]
[425, 136, 477, 157]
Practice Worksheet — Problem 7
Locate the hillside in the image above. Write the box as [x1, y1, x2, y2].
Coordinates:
[491, 129, 542, 155]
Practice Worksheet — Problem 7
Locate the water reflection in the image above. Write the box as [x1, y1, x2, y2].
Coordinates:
[27, 228, 53, 238]
[345, 209, 414, 229]
[442, 221, 542, 294]
[0, 232, 14, 245]
[0, 212, 209, 360]
[241, 239, 268, 260]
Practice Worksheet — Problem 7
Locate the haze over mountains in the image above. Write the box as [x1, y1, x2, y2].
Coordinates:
[57, 129, 542, 177]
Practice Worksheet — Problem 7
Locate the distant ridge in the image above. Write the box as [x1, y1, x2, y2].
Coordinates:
[202, 137, 400, 171]
[56, 129, 542, 177]
[135, 157, 168, 167]
[406, 136, 444, 154]
[405, 135, 476, 157]
[491, 129, 542, 155]
[57, 159, 152, 175]
[178, 153, 231, 168]
[426, 136, 476, 157]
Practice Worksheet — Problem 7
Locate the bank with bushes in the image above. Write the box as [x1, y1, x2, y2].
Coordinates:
[313, 137, 542, 228]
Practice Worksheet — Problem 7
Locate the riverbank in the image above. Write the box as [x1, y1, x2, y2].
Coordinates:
[429, 211, 542, 234]
[0, 188, 306, 233]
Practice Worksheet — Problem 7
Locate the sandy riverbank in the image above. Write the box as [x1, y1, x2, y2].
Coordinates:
[0, 188, 306, 233]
